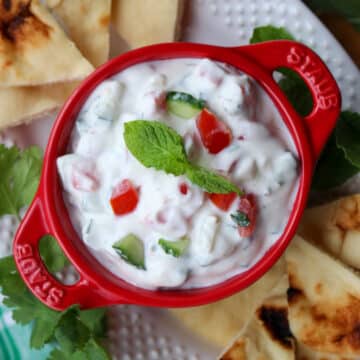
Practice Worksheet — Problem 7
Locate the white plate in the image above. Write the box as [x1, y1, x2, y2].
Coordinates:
[1, 1, 359, 359]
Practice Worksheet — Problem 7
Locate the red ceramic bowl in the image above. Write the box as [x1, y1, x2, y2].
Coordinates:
[13, 40, 341, 311]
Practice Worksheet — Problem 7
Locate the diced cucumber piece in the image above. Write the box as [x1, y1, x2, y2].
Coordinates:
[158, 237, 189, 258]
[112, 234, 145, 269]
[166, 91, 205, 119]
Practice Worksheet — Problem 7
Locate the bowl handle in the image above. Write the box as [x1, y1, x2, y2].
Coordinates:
[13, 197, 116, 310]
[231, 40, 341, 159]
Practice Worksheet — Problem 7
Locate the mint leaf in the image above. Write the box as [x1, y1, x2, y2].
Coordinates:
[312, 134, 358, 190]
[304, 0, 360, 31]
[186, 166, 242, 195]
[124, 120, 241, 194]
[0, 145, 42, 219]
[79, 308, 107, 338]
[278, 75, 314, 117]
[250, 25, 294, 43]
[124, 120, 189, 176]
[336, 111, 360, 168]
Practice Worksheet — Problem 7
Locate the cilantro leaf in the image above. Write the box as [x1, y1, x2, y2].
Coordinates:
[54, 306, 90, 354]
[39, 235, 69, 273]
[0, 145, 42, 219]
[0, 256, 108, 356]
[336, 111, 360, 167]
[124, 120, 241, 194]
[49, 339, 110, 360]
[124, 120, 189, 176]
[186, 166, 242, 195]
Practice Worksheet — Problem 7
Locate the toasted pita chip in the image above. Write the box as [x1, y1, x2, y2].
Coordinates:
[299, 195, 360, 269]
[0, 82, 78, 129]
[285, 235, 360, 356]
[45, 0, 111, 67]
[219, 275, 295, 360]
[0, 0, 93, 86]
[170, 258, 286, 347]
[112, 0, 185, 48]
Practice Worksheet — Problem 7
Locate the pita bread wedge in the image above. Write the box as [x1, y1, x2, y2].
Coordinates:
[45, 0, 111, 67]
[112, 0, 185, 48]
[299, 195, 360, 270]
[0, 0, 93, 86]
[219, 275, 295, 360]
[296, 341, 355, 360]
[285, 235, 360, 357]
[0, 82, 77, 130]
[170, 258, 286, 347]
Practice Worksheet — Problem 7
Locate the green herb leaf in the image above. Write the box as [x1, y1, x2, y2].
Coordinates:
[0, 145, 42, 219]
[48, 339, 110, 360]
[186, 166, 243, 195]
[0, 256, 108, 356]
[278, 75, 314, 117]
[39, 235, 69, 273]
[54, 306, 90, 354]
[304, 0, 360, 31]
[230, 211, 250, 227]
[124, 120, 189, 176]
[312, 133, 358, 190]
[158, 238, 189, 257]
[124, 120, 241, 194]
[250, 25, 294, 43]
[336, 111, 360, 168]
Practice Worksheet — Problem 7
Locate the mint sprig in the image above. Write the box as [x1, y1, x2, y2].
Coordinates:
[124, 120, 242, 195]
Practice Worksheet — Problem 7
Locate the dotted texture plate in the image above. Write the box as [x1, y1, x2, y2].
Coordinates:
[1, 1, 359, 359]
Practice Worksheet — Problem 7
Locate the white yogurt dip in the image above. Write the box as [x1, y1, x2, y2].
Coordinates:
[57, 58, 299, 290]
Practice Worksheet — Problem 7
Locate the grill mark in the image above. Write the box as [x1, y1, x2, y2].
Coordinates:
[258, 305, 294, 349]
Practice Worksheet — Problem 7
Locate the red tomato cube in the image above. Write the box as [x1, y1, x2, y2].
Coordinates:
[110, 180, 139, 215]
[237, 194, 257, 238]
[208, 192, 237, 211]
[196, 109, 232, 154]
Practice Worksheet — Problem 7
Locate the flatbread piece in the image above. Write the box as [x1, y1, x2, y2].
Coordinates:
[286, 235, 360, 357]
[170, 258, 286, 347]
[0, 82, 78, 130]
[112, 0, 185, 48]
[46, 0, 111, 67]
[0, 0, 93, 86]
[299, 194, 360, 269]
[219, 275, 295, 360]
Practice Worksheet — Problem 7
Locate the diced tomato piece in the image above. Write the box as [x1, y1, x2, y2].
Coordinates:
[110, 180, 139, 216]
[237, 194, 257, 238]
[208, 192, 237, 211]
[72, 166, 99, 192]
[196, 109, 232, 154]
[179, 182, 188, 195]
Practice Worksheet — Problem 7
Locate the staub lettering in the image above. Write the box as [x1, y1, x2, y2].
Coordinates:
[287, 47, 338, 110]
[15, 244, 64, 305]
